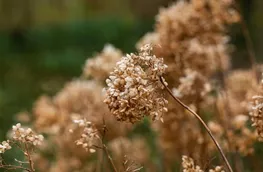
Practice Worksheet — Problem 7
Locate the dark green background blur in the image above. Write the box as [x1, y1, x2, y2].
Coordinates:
[0, 0, 262, 151]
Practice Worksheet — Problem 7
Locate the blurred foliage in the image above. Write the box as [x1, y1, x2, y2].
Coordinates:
[0, 18, 154, 141]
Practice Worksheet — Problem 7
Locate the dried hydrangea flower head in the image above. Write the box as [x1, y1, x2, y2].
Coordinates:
[0, 140, 11, 154]
[182, 155, 203, 172]
[250, 77, 263, 141]
[73, 119, 100, 153]
[172, 69, 211, 100]
[12, 123, 44, 146]
[83, 44, 123, 81]
[104, 44, 168, 123]
[33, 95, 59, 134]
[182, 156, 225, 172]
[137, 0, 239, 80]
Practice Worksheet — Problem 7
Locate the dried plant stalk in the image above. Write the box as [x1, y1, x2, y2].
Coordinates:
[160, 76, 233, 172]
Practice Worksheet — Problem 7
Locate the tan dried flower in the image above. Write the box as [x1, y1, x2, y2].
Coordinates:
[33, 95, 59, 134]
[182, 156, 225, 172]
[73, 119, 100, 153]
[182, 155, 203, 172]
[250, 94, 263, 141]
[104, 44, 168, 123]
[172, 69, 211, 100]
[83, 44, 123, 81]
[209, 166, 225, 172]
[12, 123, 44, 146]
[0, 140, 11, 154]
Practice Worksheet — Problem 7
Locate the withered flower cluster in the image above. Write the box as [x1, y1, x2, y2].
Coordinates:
[250, 76, 263, 141]
[0, 141, 11, 154]
[73, 119, 100, 153]
[182, 156, 225, 172]
[1, 0, 263, 171]
[104, 44, 168, 123]
[83, 44, 123, 81]
[12, 123, 44, 146]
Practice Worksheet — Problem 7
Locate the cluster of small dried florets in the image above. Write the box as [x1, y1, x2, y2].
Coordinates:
[12, 123, 44, 146]
[137, 0, 258, 163]
[172, 69, 211, 100]
[73, 119, 100, 153]
[5, 0, 261, 171]
[138, 0, 240, 79]
[209, 166, 225, 172]
[83, 44, 123, 81]
[182, 156, 225, 172]
[0, 124, 44, 172]
[0, 140, 11, 154]
[250, 77, 263, 141]
[104, 44, 168, 123]
[182, 155, 203, 172]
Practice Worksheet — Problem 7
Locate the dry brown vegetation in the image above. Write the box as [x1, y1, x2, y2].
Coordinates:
[1, 0, 263, 172]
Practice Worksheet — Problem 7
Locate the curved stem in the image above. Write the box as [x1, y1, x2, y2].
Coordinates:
[160, 76, 233, 172]
[103, 144, 118, 172]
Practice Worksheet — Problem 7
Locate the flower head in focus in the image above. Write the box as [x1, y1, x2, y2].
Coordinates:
[104, 44, 168, 123]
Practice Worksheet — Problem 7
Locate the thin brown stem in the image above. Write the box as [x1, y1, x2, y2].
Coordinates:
[103, 144, 118, 172]
[160, 76, 233, 172]
[0, 164, 31, 171]
[24, 143, 35, 172]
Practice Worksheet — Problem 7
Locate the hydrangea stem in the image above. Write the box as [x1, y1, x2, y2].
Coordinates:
[160, 76, 233, 172]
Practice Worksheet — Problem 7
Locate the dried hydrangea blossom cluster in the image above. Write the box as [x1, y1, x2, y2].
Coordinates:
[172, 69, 211, 100]
[182, 155, 203, 172]
[135, 0, 259, 165]
[182, 156, 225, 172]
[12, 123, 44, 146]
[0, 140, 11, 154]
[250, 76, 263, 141]
[1, 0, 263, 171]
[28, 79, 130, 171]
[209, 70, 258, 155]
[104, 44, 168, 123]
[83, 44, 123, 82]
[73, 119, 99, 153]
[138, 0, 240, 80]
[0, 124, 44, 172]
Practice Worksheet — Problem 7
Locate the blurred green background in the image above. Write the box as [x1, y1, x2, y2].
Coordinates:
[0, 0, 262, 161]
